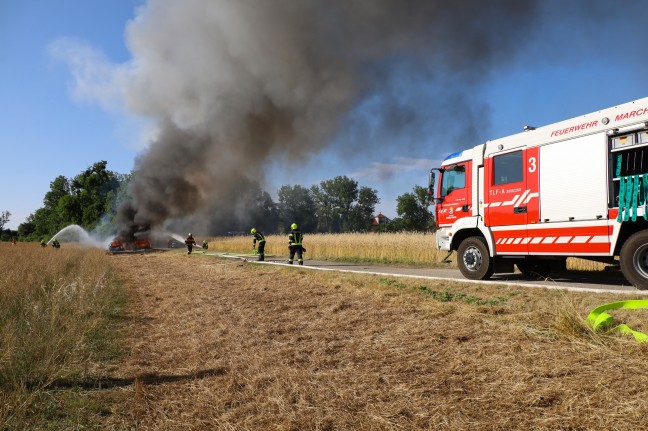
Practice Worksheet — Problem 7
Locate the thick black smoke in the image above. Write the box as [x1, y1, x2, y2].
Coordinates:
[118, 0, 543, 237]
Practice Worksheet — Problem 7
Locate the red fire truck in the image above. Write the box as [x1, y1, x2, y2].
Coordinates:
[429, 97, 648, 289]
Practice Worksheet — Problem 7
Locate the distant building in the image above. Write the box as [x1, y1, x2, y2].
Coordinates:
[371, 213, 391, 231]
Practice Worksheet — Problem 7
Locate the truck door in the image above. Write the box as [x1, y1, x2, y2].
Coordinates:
[484, 147, 539, 254]
[436, 162, 472, 226]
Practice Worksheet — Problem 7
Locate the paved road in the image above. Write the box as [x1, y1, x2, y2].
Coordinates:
[207, 252, 648, 296]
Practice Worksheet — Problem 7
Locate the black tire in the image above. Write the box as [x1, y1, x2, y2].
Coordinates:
[457, 236, 494, 280]
[620, 230, 648, 289]
[517, 260, 552, 278]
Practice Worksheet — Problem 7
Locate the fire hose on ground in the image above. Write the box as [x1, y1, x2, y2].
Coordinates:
[587, 299, 648, 342]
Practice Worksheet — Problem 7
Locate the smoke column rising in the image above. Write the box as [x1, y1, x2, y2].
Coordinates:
[116, 0, 542, 236]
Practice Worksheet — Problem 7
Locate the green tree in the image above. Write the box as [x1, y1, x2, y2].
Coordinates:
[311, 176, 380, 232]
[277, 185, 317, 233]
[43, 176, 71, 211]
[34, 175, 75, 234]
[395, 185, 434, 231]
[378, 217, 405, 232]
[28, 207, 55, 240]
[17, 217, 35, 238]
[56, 193, 82, 226]
[348, 187, 380, 232]
[30, 176, 73, 235]
[24, 161, 123, 239]
[0, 210, 10, 231]
[326, 176, 357, 231]
[69, 161, 120, 229]
[310, 184, 334, 232]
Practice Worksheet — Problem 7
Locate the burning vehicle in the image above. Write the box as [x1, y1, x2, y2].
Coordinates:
[108, 237, 153, 253]
[108, 229, 187, 253]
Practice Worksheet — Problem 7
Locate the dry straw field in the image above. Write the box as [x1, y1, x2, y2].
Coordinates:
[1, 234, 645, 430]
[205, 231, 608, 271]
[0, 242, 127, 429]
[207, 232, 448, 265]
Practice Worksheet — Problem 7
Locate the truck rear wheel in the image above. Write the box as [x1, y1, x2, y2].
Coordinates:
[620, 230, 648, 289]
[457, 237, 493, 280]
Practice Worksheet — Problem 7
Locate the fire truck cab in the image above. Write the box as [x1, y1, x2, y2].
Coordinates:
[430, 97, 648, 289]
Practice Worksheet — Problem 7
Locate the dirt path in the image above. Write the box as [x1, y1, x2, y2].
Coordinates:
[102, 251, 648, 430]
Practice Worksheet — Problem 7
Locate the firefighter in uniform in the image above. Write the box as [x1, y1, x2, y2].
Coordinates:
[202, 240, 209, 250]
[251, 228, 265, 261]
[185, 233, 196, 254]
[288, 223, 304, 265]
[51, 239, 60, 249]
[40, 240, 47, 247]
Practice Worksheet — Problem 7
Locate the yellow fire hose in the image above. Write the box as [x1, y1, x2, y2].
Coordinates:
[587, 300, 648, 342]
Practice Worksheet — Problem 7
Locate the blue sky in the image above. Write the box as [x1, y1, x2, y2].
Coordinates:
[2, 1, 648, 230]
[1, 1, 141, 229]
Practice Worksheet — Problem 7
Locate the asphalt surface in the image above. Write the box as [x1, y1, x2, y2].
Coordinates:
[203, 251, 648, 296]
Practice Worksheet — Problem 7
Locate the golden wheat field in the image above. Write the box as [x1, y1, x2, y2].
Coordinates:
[1, 237, 643, 430]
[204, 231, 609, 271]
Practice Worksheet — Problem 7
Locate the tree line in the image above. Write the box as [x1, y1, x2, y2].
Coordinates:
[1, 161, 434, 241]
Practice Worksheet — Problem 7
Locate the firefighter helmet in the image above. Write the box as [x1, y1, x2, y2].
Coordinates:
[291, 223, 298, 230]
[251, 228, 257, 234]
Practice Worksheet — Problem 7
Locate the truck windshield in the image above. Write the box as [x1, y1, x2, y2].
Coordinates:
[440, 166, 465, 196]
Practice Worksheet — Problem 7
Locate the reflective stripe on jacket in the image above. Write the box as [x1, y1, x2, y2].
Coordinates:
[253, 231, 266, 244]
[288, 230, 303, 246]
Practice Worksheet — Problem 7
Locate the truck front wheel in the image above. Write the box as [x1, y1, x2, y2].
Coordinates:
[457, 237, 494, 280]
[620, 230, 648, 289]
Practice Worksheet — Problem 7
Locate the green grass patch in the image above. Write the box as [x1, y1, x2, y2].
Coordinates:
[379, 277, 515, 306]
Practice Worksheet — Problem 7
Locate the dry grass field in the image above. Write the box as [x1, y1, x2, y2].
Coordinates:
[206, 232, 448, 265]
[205, 232, 609, 271]
[2, 239, 646, 430]
[0, 242, 128, 430]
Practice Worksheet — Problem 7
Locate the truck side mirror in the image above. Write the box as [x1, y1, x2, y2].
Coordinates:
[428, 170, 435, 191]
